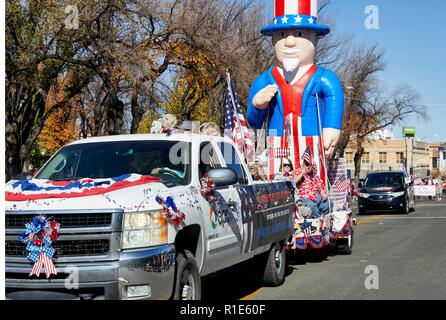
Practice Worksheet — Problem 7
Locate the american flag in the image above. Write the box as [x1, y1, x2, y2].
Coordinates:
[335, 174, 349, 192]
[301, 144, 317, 173]
[301, 219, 312, 237]
[327, 158, 350, 209]
[224, 73, 254, 164]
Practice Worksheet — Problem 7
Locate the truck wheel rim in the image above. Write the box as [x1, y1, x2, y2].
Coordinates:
[181, 272, 194, 300]
[275, 249, 282, 272]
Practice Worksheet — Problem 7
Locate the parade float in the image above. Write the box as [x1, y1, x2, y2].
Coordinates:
[247, 0, 354, 254]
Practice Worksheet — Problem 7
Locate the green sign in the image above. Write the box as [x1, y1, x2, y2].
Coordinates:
[403, 126, 415, 137]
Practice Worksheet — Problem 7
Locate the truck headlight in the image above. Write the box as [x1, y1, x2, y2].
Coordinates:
[390, 191, 405, 197]
[359, 193, 370, 198]
[122, 211, 168, 249]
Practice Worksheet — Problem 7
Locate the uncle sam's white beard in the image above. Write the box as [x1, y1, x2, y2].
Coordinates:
[282, 58, 300, 72]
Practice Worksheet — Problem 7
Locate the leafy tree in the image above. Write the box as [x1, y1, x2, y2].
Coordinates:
[5, 0, 91, 180]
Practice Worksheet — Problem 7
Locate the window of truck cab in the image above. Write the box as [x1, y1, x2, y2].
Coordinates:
[216, 142, 248, 185]
[199, 142, 222, 178]
[35, 140, 191, 185]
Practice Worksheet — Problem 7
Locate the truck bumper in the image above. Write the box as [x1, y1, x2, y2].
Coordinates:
[5, 244, 175, 300]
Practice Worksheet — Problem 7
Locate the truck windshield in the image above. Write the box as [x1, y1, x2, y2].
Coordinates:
[35, 140, 191, 185]
[364, 173, 404, 187]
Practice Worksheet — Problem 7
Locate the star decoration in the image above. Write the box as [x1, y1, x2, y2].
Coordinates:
[308, 17, 314, 24]
[281, 16, 288, 24]
[294, 15, 303, 23]
[274, 18, 277, 24]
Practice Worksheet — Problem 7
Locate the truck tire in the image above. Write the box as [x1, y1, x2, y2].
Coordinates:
[258, 242, 286, 287]
[336, 228, 353, 255]
[171, 250, 201, 300]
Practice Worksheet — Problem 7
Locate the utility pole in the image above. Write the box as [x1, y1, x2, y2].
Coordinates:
[411, 137, 414, 175]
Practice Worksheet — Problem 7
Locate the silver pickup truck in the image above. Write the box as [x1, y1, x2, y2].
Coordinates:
[5, 134, 296, 300]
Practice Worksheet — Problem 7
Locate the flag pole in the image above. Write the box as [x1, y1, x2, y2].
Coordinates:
[315, 93, 332, 213]
[226, 72, 249, 163]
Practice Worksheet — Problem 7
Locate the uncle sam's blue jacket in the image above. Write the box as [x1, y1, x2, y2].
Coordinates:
[247, 64, 344, 137]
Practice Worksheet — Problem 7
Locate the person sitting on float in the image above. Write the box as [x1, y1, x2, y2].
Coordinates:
[273, 157, 294, 181]
[293, 157, 332, 218]
[159, 114, 181, 135]
[199, 121, 221, 136]
[249, 161, 268, 181]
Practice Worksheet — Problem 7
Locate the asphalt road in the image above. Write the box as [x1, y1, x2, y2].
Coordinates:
[201, 197, 446, 300]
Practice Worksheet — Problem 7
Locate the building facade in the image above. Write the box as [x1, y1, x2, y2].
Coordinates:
[429, 143, 446, 177]
[344, 138, 432, 180]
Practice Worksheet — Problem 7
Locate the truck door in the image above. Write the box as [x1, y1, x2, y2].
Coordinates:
[215, 142, 253, 259]
[198, 142, 243, 274]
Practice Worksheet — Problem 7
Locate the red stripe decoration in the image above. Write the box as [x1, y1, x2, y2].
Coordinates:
[29, 253, 44, 277]
[29, 252, 57, 278]
[275, 0, 285, 16]
[269, 140, 275, 180]
[298, 0, 312, 16]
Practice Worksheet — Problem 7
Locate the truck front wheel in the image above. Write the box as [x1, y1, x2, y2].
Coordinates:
[258, 241, 286, 287]
[171, 250, 201, 300]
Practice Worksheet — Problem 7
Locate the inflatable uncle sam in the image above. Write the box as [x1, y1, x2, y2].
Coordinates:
[247, 0, 344, 182]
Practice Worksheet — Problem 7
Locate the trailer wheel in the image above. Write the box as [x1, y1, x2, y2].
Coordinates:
[337, 228, 353, 255]
[258, 241, 286, 286]
[171, 250, 201, 300]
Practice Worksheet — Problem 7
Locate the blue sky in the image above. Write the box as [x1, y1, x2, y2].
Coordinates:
[260, 0, 446, 142]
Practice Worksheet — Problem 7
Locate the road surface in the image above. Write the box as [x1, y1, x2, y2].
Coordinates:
[201, 197, 446, 300]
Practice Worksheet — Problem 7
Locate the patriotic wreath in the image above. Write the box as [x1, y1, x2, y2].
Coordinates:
[19, 215, 60, 278]
[155, 196, 186, 228]
[200, 173, 218, 203]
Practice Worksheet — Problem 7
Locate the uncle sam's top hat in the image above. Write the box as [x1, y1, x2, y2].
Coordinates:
[261, 0, 330, 37]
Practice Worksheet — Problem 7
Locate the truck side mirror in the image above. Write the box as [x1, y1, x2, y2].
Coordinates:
[207, 168, 238, 186]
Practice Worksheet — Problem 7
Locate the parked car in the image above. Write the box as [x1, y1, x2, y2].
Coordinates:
[358, 171, 415, 215]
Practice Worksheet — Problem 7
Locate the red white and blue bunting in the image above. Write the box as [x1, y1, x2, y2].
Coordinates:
[6, 174, 161, 201]
[292, 213, 351, 250]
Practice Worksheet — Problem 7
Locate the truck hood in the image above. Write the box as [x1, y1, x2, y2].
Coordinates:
[5, 182, 169, 212]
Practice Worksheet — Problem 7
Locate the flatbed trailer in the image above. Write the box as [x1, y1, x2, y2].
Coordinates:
[287, 158, 355, 254]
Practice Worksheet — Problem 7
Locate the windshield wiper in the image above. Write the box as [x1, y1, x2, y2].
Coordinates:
[158, 180, 178, 187]
[48, 177, 85, 181]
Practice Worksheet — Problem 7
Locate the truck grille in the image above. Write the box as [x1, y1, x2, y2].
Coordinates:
[6, 213, 112, 229]
[6, 239, 110, 258]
